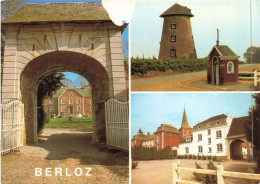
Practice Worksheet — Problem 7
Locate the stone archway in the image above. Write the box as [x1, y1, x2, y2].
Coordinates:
[230, 139, 247, 160]
[20, 51, 109, 144]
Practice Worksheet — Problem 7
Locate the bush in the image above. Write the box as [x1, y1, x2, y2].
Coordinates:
[44, 112, 50, 124]
[131, 58, 208, 75]
[213, 155, 217, 161]
[132, 160, 138, 169]
[192, 154, 197, 160]
[184, 154, 188, 159]
[132, 145, 173, 160]
[202, 155, 207, 160]
[193, 161, 217, 184]
[188, 154, 193, 159]
[177, 155, 180, 159]
[198, 155, 202, 160]
[180, 155, 184, 159]
[208, 155, 212, 161]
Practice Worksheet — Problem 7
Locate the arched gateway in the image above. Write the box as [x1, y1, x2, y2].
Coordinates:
[1, 3, 128, 145]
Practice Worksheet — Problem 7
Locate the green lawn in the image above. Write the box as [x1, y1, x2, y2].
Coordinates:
[44, 117, 93, 129]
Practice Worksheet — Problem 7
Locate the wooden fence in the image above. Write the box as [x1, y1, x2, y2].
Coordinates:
[105, 98, 129, 151]
[173, 161, 260, 184]
[1, 99, 24, 154]
[239, 70, 260, 87]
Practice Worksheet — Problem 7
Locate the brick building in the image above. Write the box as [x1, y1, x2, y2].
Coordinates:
[154, 124, 181, 154]
[43, 87, 92, 117]
[131, 129, 147, 147]
[159, 3, 197, 59]
[207, 45, 239, 85]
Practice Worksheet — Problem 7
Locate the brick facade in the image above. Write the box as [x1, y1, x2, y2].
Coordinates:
[43, 88, 92, 117]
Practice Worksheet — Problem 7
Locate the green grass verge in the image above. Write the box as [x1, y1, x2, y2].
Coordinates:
[44, 117, 93, 129]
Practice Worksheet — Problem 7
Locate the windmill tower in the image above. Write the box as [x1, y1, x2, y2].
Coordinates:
[158, 3, 197, 59]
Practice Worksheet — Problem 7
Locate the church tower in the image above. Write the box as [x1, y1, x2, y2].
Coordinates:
[179, 107, 192, 140]
[158, 3, 197, 59]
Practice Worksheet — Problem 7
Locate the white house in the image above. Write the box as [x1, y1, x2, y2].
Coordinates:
[142, 133, 155, 148]
[178, 113, 233, 159]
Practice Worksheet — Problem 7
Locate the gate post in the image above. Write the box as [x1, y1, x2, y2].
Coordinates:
[217, 165, 225, 184]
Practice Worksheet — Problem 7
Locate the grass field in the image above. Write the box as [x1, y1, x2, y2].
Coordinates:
[44, 117, 93, 129]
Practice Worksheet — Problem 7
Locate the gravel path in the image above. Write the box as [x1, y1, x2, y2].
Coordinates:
[1, 128, 129, 184]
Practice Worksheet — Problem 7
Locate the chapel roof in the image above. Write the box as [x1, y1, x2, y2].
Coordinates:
[208, 45, 239, 60]
[160, 3, 194, 18]
[2, 3, 111, 24]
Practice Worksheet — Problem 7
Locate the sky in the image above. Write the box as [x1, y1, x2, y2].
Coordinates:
[131, 93, 254, 137]
[131, 0, 260, 59]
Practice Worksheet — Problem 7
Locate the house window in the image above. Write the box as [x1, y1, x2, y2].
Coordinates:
[186, 130, 189, 135]
[208, 129, 211, 135]
[171, 35, 176, 42]
[61, 106, 65, 112]
[185, 147, 189, 154]
[69, 98, 73, 104]
[171, 24, 176, 29]
[77, 105, 81, 112]
[69, 93, 73, 97]
[216, 130, 222, 138]
[49, 106, 53, 112]
[208, 147, 212, 153]
[157, 143, 160, 150]
[227, 61, 234, 74]
[198, 146, 203, 153]
[208, 138, 211, 144]
[61, 98, 65, 104]
[157, 134, 160, 142]
[198, 134, 202, 141]
[217, 143, 223, 152]
[77, 98, 81, 104]
[170, 49, 176, 57]
[50, 99, 53, 105]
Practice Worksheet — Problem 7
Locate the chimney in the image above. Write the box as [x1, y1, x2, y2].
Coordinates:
[147, 132, 150, 135]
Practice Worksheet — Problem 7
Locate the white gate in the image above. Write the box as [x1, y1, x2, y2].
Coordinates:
[105, 98, 129, 151]
[1, 99, 24, 154]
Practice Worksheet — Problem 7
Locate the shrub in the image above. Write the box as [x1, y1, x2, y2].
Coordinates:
[177, 155, 180, 159]
[192, 154, 197, 160]
[198, 155, 202, 160]
[132, 160, 138, 169]
[188, 154, 193, 159]
[202, 155, 207, 160]
[208, 155, 212, 161]
[184, 154, 188, 159]
[180, 155, 184, 159]
[193, 161, 217, 184]
[213, 155, 217, 161]
[131, 58, 208, 75]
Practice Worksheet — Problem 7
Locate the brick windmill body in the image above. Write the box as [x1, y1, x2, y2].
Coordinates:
[159, 3, 197, 59]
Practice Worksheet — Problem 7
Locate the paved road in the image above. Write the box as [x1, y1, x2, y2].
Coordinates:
[131, 64, 257, 91]
[132, 64, 252, 86]
[1, 128, 129, 184]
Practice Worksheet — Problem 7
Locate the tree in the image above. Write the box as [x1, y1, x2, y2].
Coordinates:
[61, 78, 75, 87]
[246, 93, 260, 168]
[75, 75, 88, 88]
[37, 72, 65, 133]
[244, 46, 260, 64]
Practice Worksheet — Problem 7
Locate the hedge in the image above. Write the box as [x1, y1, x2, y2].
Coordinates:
[132, 145, 173, 160]
[131, 58, 208, 75]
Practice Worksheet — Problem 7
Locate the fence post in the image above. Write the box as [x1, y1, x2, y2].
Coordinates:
[254, 70, 257, 87]
[217, 165, 225, 184]
[173, 163, 177, 184]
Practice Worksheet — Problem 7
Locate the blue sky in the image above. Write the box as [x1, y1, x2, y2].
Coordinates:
[131, 0, 260, 59]
[25, 0, 128, 80]
[131, 93, 253, 137]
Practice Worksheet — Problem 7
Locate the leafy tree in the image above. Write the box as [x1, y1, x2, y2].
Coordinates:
[61, 78, 75, 87]
[75, 75, 88, 88]
[37, 73, 65, 133]
[244, 46, 260, 64]
[246, 93, 260, 168]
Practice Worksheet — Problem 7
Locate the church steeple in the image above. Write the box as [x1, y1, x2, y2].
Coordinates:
[181, 107, 191, 128]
